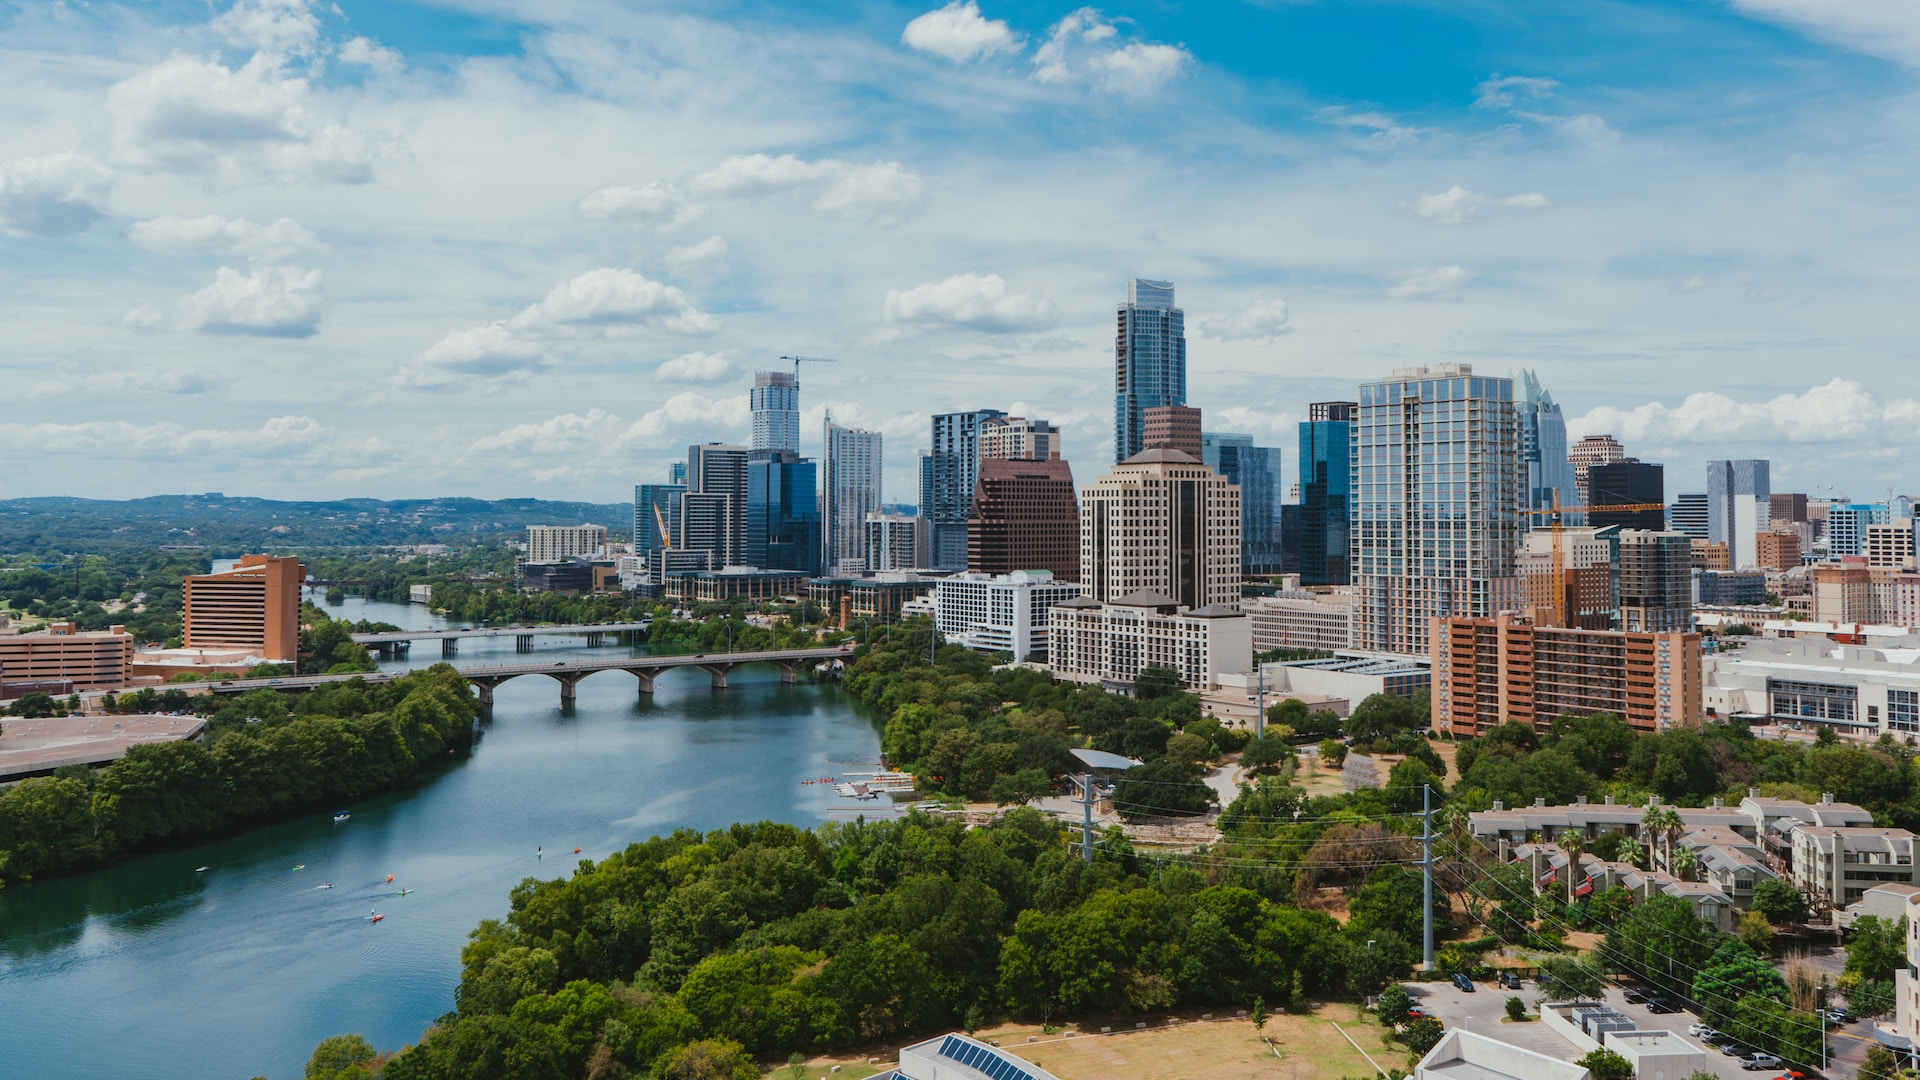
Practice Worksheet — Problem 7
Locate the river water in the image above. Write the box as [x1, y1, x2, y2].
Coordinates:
[0, 594, 884, 1080]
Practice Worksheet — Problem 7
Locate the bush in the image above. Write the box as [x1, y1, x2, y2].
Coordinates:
[1401, 1017, 1444, 1056]
[1576, 1048, 1634, 1080]
[1505, 995, 1527, 1022]
[1376, 984, 1413, 1024]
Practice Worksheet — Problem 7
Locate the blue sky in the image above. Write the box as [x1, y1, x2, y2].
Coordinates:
[1, 0, 1917, 503]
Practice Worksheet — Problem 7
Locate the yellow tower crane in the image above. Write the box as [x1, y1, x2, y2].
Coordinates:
[1524, 494, 1668, 627]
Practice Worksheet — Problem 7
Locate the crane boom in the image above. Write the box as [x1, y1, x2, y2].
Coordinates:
[652, 502, 672, 550]
[1523, 496, 1668, 626]
[777, 354, 840, 379]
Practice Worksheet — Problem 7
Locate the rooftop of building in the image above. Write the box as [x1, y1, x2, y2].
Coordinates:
[1117, 447, 1202, 466]
[0, 713, 208, 783]
[1273, 651, 1430, 675]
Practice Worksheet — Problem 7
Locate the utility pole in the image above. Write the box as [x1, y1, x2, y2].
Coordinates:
[1254, 664, 1266, 740]
[1078, 772, 1096, 863]
[1422, 783, 1435, 971]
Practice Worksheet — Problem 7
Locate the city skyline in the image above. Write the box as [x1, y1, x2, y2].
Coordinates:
[4, 1, 1920, 502]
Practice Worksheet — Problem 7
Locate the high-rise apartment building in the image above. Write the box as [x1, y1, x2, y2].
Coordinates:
[1142, 405, 1203, 461]
[634, 483, 686, 553]
[182, 555, 305, 662]
[823, 419, 882, 574]
[1354, 365, 1523, 655]
[865, 512, 929, 572]
[527, 525, 607, 564]
[1518, 370, 1577, 516]
[967, 457, 1079, 582]
[1771, 493, 1809, 525]
[1113, 278, 1186, 463]
[1827, 503, 1891, 558]
[1588, 462, 1665, 529]
[687, 443, 752, 565]
[750, 371, 800, 455]
[1569, 434, 1628, 506]
[1616, 529, 1694, 632]
[1706, 459, 1771, 569]
[1432, 614, 1702, 736]
[920, 409, 1007, 571]
[979, 416, 1062, 461]
[1813, 563, 1877, 623]
[1079, 449, 1241, 611]
[745, 451, 819, 574]
[1671, 493, 1709, 539]
[1756, 530, 1803, 571]
[1867, 521, 1918, 569]
[1518, 527, 1617, 629]
[1295, 402, 1355, 586]
[1203, 432, 1284, 577]
[668, 461, 688, 487]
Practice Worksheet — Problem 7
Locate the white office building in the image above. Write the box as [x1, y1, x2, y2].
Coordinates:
[526, 524, 607, 564]
[823, 419, 882, 574]
[1050, 591, 1252, 691]
[1703, 635, 1920, 737]
[1244, 591, 1357, 651]
[933, 570, 1083, 660]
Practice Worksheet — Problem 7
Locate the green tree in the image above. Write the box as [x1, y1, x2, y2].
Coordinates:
[6, 691, 56, 717]
[306, 1034, 377, 1079]
[1250, 995, 1267, 1033]
[1738, 909, 1775, 955]
[1847, 916, 1907, 983]
[1376, 985, 1414, 1024]
[1112, 759, 1213, 820]
[1132, 665, 1182, 701]
[1345, 693, 1424, 743]
[1750, 879, 1809, 925]
[1576, 1048, 1634, 1080]
[1505, 995, 1527, 1021]
[1402, 1017, 1444, 1056]
[1536, 956, 1605, 1001]
[1851, 979, 1896, 1019]
[1860, 1045, 1901, 1080]
[1692, 940, 1789, 1031]
[1317, 738, 1347, 767]
[1240, 734, 1293, 774]
[658, 1038, 760, 1080]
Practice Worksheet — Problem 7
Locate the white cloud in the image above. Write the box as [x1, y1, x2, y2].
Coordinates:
[153, 264, 326, 336]
[1206, 404, 1301, 441]
[1386, 265, 1473, 300]
[1474, 74, 1558, 109]
[883, 273, 1060, 333]
[472, 409, 624, 454]
[405, 323, 554, 388]
[664, 235, 728, 275]
[619, 391, 751, 445]
[1318, 107, 1429, 146]
[0, 415, 333, 458]
[25, 368, 217, 400]
[576, 181, 705, 229]
[510, 268, 718, 336]
[1410, 185, 1550, 225]
[1033, 8, 1190, 93]
[1200, 298, 1292, 342]
[1729, 0, 1920, 68]
[903, 2, 1022, 62]
[689, 154, 924, 224]
[211, 0, 320, 56]
[1571, 378, 1920, 445]
[0, 153, 114, 238]
[107, 53, 373, 184]
[127, 214, 323, 262]
[656, 350, 735, 383]
[338, 36, 403, 75]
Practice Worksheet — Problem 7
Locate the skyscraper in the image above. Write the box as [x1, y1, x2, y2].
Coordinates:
[750, 371, 800, 455]
[979, 416, 1062, 461]
[1080, 448, 1241, 611]
[823, 419, 882, 573]
[1518, 370, 1577, 517]
[1295, 401, 1354, 586]
[1114, 278, 1186, 463]
[634, 482, 686, 552]
[1142, 405, 1202, 460]
[1616, 529, 1694, 632]
[1569, 434, 1628, 505]
[1670, 493, 1709, 538]
[1826, 503, 1891, 558]
[1588, 462, 1665, 530]
[1202, 431, 1283, 578]
[746, 451, 820, 574]
[1353, 365, 1523, 655]
[687, 442, 751, 565]
[968, 457, 1079, 582]
[1706, 459, 1771, 569]
[919, 408, 1007, 571]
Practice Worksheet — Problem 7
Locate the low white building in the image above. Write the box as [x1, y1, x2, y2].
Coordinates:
[1702, 635, 1920, 737]
[1245, 590, 1357, 652]
[932, 570, 1083, 660]
[870, 1032, 1059, 1080]
[1050, 590, 1251, 691]
[1264, 651, 1430, 703]
[1415, 1029, 1589, 1080]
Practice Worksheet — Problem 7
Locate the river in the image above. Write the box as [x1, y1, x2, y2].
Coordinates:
[0, 593, 885, 1080]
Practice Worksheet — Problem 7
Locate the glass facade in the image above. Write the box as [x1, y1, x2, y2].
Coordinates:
[750, 371, 800, 455]
[1296, 411, 1353, 585]
[1890, 689, 1920, 733]
[1114, 278, 1186, 463]
[1706, 458, 1770, 567]
[919, 409, 1007, 571]
[633, 483, 686, 552]
[1202, 432, 1282, 576]
[1768, 678, 1856, 724]
[746, 451, 820, 574]
[1517, 369, 1577, 517]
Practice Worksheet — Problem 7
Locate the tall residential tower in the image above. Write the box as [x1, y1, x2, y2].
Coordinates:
[1113, 279, 1186, 463]
[822, 419, 882, 574]
[919, 408, 1007, 571]
[750, 371, 800, 455]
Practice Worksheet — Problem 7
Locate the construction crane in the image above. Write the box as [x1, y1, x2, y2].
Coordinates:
[777, 355, 838, 381]
[652, 502, 673, 550]
[1524, 493, 1667, 627]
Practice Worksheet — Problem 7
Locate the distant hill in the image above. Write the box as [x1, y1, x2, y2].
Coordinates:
[0, 494, 632, 555]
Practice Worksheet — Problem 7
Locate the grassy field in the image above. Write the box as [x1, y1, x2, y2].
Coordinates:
[787, 1006, 1411, 1080]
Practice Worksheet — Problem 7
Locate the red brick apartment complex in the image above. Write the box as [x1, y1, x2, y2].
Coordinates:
[1432, 614, 1701, 737]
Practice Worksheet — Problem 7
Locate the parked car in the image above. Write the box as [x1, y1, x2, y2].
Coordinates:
[1822, 1007, 1851, 1024]
[1688, 1023, 1711, 1038]
[1404, 1008, 1428, 1021]
[1451, 973, 1476, 992]
[1720, 1042, 1748, 1057]
[1497, 972, 1523, 989]
[1741, 1053, 1783, 1071]
[1645, 997, 1680, 1013]
[1623, 987, 1650, 1003]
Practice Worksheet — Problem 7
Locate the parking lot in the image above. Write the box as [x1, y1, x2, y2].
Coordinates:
[1400, 979, 1836, 1080]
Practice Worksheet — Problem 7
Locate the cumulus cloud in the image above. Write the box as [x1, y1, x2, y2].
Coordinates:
[576, 181, 705, 229]
[1200, 298, 1292, 342]
[1729, 0, 1920, 68]
[472, 409, 624, 454]
[511, 268, 717, 336]
[1410, 185, 1550, 225]
[0, 415, 333, 458]
[1473, 74, 1558, 109]
[619, 391, 751, 445]
[149, 264, 327, 336]
[903, 2, 1022, 62]
[403, 323, 555, 388]
[338, 36, 403, 75]
[656, 351, 735, 383]
[1317, 107, 1428, 147]
[664, 235, 728, 275]
[1386, 265, 1473, 300]
[25, 367, 217, 400]
[1033, 8, 1190, 93]
[107, 53, 373, 184]
[127, 214, 323, 261]
[689, 154, 924, 224]
[0, 153, 114, 238]
[1571, 378, 1920, 446]
[883, 273, 1060, 333]
[211, 0, 321, 55]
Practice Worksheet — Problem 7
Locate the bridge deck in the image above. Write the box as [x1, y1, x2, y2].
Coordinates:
[204, 646, 853, 694]
[349, 621, 653, 644]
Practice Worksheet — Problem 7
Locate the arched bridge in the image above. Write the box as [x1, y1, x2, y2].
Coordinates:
[201, 645, 855, 707]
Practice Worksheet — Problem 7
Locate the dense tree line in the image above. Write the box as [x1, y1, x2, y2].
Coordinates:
[0, 667, 477, 884]
[646, 613, 840, 654]
[0, 550, 206, 644]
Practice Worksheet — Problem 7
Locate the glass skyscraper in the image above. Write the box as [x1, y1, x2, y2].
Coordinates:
[823, 419, 882, 573]
[1517, 369, 1576, 517]
[919, 408, 1007, 571]
[1705, 459, 1770, 569]
[1354, 365, 1523, 655]
[746, 451, 820, 574]
[1295, 401, 1354, 585]
[1202, 431, 1283, 577]
[750, 371, 800, 455]
[1114, 279, 1186, 463]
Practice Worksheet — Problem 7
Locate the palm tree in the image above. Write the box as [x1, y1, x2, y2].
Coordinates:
[1642, 805, 1683, 872]
[1618, 836, 1647, 869]
[1674, 847, 1699, 883]
[1561, 830, 1586, 905]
